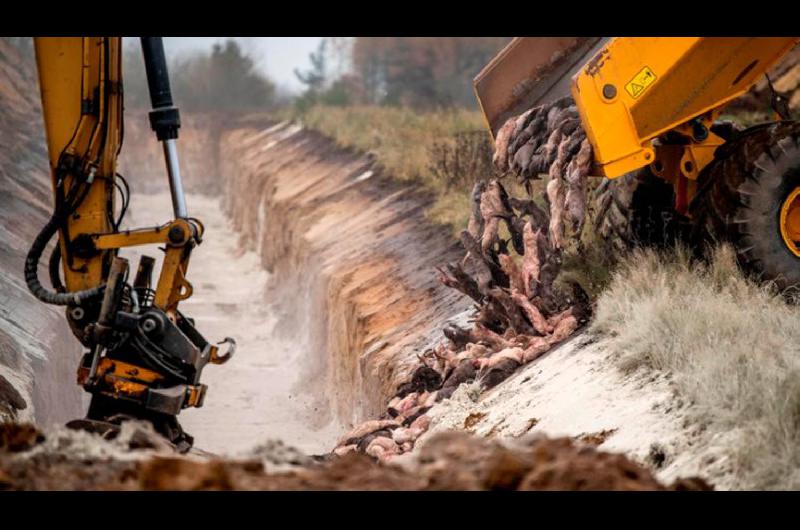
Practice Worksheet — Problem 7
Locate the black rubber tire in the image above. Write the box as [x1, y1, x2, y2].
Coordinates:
[689, 121, 800, 292]
[592, 166, 688, 254]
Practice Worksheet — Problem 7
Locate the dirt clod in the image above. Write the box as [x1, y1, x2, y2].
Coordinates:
[463, 412, 487, 430]
[0, 375, 26, 418]
[415, 431, 710, 491]
[0, 422, 43, 452]
[0, 423, 709, 490]
[576, 428, 618, 447]
[137, 457, 237, 490]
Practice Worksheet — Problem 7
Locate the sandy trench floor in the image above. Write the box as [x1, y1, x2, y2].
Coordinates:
[118, 191, 344, 456]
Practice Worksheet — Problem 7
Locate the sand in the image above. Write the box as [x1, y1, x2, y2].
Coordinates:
[415, 331, 739, 489]
[119, 191, 345, 456]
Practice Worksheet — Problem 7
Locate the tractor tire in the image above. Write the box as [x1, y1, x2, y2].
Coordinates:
[592, 166, 688, 254]
[689, 120, 800, 292]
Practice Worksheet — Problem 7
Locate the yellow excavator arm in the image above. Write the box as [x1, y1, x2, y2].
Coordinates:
[28, 37, 232, 451]
[476, 38, 799, 211]
[34, 37, 122, 295]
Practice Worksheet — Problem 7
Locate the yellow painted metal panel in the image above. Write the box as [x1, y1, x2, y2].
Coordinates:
[572, 37, 799, 177]
[33, 37, 123, 292]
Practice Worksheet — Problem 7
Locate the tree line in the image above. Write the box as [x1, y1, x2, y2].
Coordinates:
[5, 37, 513, 112]
[123, 39, 276, 113]
[116, 37, 512, 113]
[294, 37, 511, 110]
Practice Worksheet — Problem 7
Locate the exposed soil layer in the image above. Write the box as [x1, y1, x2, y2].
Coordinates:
[0, 423, 710, 490]
[0, 39, 86, 426]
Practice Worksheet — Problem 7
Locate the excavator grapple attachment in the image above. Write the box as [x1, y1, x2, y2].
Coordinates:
[28, 37, 233, 452]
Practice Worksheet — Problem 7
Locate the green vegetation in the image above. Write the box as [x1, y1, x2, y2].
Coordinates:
[286, 37, 514, 230]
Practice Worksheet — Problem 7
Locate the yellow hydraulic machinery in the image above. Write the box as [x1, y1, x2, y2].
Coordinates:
[27, 37, 234, 451]
[476, 37, 800, 290]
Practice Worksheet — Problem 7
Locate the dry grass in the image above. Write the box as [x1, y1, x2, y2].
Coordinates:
[293, 105, 490, 232]
[590, 244, 800, 489]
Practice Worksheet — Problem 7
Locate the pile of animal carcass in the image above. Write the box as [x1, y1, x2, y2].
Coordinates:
[332, 97, 598, 462]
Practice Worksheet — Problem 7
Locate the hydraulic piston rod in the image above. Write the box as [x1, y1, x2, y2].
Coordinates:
[140, 37, 187, 218]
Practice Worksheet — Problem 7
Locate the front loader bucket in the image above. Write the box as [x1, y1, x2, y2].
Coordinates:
[474, 37, 610, 138]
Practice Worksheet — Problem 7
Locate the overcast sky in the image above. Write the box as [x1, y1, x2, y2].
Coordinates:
[125, 37, 324, 94]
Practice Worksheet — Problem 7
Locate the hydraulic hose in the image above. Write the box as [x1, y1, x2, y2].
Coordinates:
[48, 244, 65, 293]
[24, 184, 106, 306]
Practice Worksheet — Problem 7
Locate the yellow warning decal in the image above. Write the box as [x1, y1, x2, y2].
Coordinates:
[625, 66, 657, 99]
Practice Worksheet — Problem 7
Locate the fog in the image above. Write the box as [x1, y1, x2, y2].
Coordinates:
[122, 37, 324, 94]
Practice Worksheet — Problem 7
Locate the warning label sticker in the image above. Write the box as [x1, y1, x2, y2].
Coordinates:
[625, 66, 657, 99]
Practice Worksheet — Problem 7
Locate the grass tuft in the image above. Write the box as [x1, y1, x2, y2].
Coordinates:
[590, 244, 800, 489]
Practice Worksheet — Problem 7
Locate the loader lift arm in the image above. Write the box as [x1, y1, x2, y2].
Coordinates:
[27, 37, 233, 451]
[475, 37, 800, 291]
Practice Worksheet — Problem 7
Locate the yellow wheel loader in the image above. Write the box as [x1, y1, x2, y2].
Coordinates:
[27, 37, 233, 451]
[475, 37, 800, 290]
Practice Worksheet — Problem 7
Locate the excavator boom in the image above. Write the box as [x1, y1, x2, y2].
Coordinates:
[475, 37, 799, 178]
[570, 37, 799, 178]
[28, 37, 232, 451]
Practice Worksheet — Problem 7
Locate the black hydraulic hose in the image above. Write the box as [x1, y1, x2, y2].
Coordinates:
[48, 244, 65, 293]
[25, 183, 105, 306]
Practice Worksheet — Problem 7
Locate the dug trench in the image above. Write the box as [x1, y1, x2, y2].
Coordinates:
[0, 112, 718, 490]
[0, 40, 722, 489]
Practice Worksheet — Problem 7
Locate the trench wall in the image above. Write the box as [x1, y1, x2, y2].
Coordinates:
[217, 123, 468, 422]
[120, 111, 470, 423]
[0, 39, 85, 425]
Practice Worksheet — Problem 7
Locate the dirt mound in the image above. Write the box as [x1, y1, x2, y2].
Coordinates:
[412, 431, 710, 491]
[0, 423, 138, 490]
[0, 423, 42, 452]
[0, 423, 710, 490]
